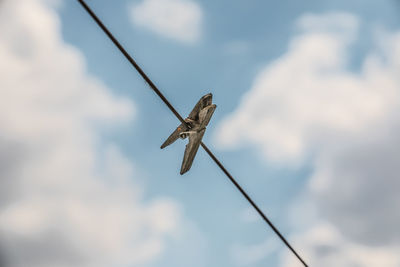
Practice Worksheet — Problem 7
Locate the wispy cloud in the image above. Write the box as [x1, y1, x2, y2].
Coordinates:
[0, 0, 182, 266]
[231, 239, 278, 266]
[129, 0, 203, 43]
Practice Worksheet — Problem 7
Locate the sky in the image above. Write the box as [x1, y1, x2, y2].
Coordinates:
[0, 0, 400, 266]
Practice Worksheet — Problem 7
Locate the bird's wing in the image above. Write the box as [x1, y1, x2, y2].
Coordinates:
[180, 128, 206, 174]
[199, 104, 216, 128]
[188, 93, 212, 121]
[160, 123, 187, 149]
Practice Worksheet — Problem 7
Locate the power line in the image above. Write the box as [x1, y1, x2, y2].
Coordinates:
[76, 1, 308, 266]
[77, 0, 186, 125]
[200, 143, 308, 266]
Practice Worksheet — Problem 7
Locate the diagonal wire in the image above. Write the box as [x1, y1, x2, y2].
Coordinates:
[76, 1, 308, 266]
[200, 143, 308, 267]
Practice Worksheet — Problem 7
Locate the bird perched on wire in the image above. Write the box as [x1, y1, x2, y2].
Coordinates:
[161, 93, 216, 174]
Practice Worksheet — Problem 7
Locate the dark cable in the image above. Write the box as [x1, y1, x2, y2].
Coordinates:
[201, 143, 308, 267]
[76, 1, 308, 266]
[76, 0, 186, 125]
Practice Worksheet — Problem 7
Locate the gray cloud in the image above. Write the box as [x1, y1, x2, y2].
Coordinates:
[0, 229, 86, 267]
[313, 121, 400, 246]
[0, 138, 27, 208]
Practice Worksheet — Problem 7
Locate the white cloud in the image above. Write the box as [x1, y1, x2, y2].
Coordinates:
[231, 239, 278, 266]
[215, 12, 398, 164]
[130, 0, 202, 43]
[0, 0, 182, 266]
[215, 12, 400, 266]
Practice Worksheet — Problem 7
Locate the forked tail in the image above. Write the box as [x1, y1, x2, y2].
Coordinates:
[160, 123, 188, 149]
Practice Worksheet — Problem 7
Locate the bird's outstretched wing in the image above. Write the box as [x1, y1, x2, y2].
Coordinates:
[180, 128, 206, 174]
[188, 93, 212, 121]
[161, 123, 187, 149]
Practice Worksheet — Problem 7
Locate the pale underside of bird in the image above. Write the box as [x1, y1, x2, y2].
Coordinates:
[161, 93, 216, 174]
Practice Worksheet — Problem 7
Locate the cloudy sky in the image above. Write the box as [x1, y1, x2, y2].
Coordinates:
[1, 0, 400, 266]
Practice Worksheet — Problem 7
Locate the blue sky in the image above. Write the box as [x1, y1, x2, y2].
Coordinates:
[1, 0, 400, 266]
